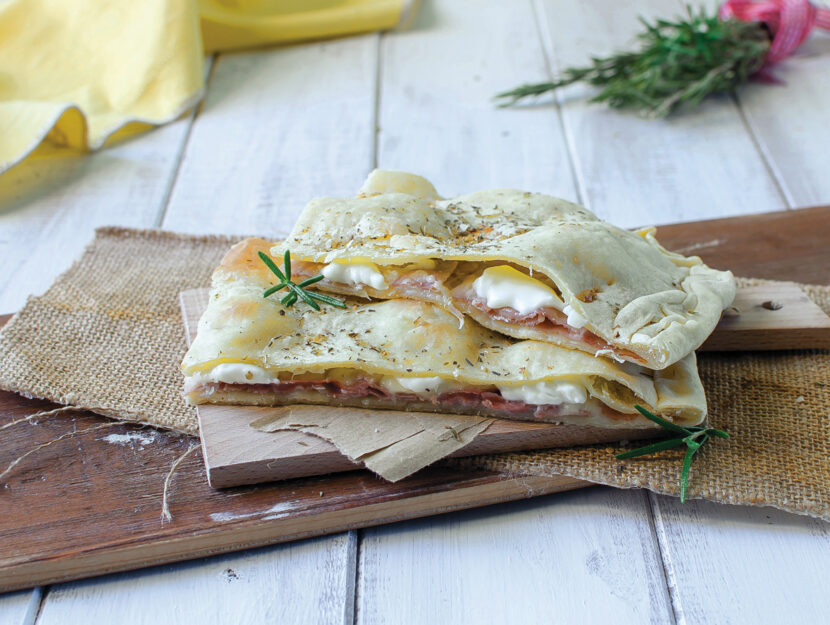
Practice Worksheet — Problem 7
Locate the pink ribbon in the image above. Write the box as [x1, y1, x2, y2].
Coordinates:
[720, 0, 830, 66]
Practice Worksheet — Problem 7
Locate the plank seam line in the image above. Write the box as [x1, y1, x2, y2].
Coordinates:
[154, 55, 218, 228]
[371, 33, 383, 171]
[730, 92, 793, 210]
[648, 491, 684, 625]
[350, 530, 362, 625]
[531, 0, 586, 206]
[23, 585, 46, 625]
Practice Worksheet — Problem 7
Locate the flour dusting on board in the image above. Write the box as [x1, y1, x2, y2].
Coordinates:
[101, 431, 158, 449]
[210, 501, 297, 523]
[673, 238, 726, 254]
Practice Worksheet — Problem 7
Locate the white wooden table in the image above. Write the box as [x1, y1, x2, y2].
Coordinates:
[2, 1, 829, 623]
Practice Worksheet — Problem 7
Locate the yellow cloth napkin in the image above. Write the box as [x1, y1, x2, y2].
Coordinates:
[0, 0, 412, 176]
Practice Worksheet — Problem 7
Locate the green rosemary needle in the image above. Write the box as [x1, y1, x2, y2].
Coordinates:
[258, 250, 346, 310]
[616, 405, 729, 502]
[495, 6, 770, 117]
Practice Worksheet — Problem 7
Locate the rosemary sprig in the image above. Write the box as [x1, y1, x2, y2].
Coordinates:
[495, 5, 770, 117]
[258, 250, 346, 310]
[616, 405, 729, 502]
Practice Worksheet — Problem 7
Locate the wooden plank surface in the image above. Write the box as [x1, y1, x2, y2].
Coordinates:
[377, 0, 577, 198]
[197, 396, 650, 488]
[650, 494, 830, 623]
[736, 33, 830, 208]
[160, 34, 379, 236]
[0, 590, 38, 625]
[358, 489, 673, 624]
[36, 535, 358, 625]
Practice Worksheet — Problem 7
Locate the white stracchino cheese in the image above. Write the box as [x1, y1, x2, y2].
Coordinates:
[321, 258, 388, 290]
[471, 265, 562, 315]
[498, 379, 588, 405]
[380, 375, 458, 397]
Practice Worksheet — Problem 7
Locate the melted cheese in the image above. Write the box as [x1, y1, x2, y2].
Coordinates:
[321, 259, 388, 290]
[186, 363, 272, 388]
[498, 379, 587, 405]
[380, 375, 460, 397]
[399, 258, 438, 270]
[472, 265, 562, 315]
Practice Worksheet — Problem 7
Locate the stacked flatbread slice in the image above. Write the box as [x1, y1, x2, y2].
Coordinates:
[182, 170, 735, 430]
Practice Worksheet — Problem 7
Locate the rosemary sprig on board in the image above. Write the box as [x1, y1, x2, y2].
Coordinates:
[259, 250, 346, 310]
[616, 405, 729, 502]
[495, 6, 770, 117]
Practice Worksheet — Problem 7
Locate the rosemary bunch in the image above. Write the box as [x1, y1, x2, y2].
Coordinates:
[496, 6, 770, 117]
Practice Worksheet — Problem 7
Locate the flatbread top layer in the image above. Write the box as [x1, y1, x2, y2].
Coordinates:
[275, 170, 735, 369]
[182, 238, 707, 426]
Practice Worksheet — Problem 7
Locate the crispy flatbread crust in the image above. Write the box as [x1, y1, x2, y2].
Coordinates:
[182, 238, 708, 427]
[275, 170, 735, 369]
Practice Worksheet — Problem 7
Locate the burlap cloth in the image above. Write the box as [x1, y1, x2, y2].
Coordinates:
[1, 227, 828, 519]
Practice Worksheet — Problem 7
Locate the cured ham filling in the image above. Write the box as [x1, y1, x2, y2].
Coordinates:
[184, 376, 639, 425]
[453, 284, 646, 364]
[292, 259, 466, 320]
[291, 259, 644, 363]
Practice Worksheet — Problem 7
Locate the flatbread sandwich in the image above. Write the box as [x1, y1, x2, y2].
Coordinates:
[182, 238, 708, 430]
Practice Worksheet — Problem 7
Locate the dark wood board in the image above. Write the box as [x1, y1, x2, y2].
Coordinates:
[653, 205, 830, 286]
[0, 391, 583, 593]
[0, 205, 827, 593]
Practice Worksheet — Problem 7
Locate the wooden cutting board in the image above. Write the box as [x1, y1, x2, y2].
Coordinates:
[183, 282, 830, 488]
[1, 205, 828, 593]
